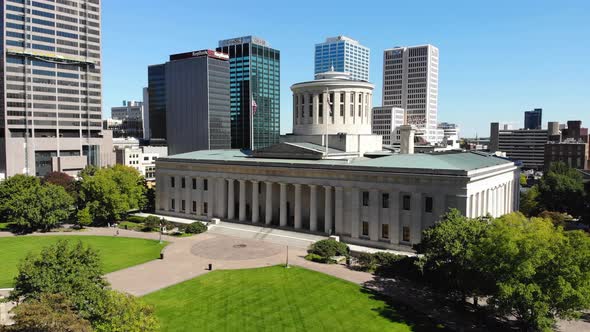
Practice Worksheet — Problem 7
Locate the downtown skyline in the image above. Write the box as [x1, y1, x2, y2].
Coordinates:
[101, 0, 590, 137]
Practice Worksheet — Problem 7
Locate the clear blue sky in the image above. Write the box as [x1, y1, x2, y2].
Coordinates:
[102, 0, 590, 137]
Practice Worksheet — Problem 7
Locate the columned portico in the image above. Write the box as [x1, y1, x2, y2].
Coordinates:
[279, 183, 287, 227]
[324, 186, 333, 234]
[294, 184, 302, 229]
[309, 185, 318, 232]
[239, 180, 247, 222]
[252, 181, 260, 223]
[227, 179, 235, 220]
[265, 182, 273, 225]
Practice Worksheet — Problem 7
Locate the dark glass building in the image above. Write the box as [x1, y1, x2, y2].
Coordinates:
[524, 108, 542, 130]
[148, 64, 167, 140]
[165, 50, 231, 155]
[217, 36, 280, 150]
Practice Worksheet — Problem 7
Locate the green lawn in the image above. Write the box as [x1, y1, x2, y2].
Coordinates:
[144, 266, 426, 332]
[0, 235, 166, 287]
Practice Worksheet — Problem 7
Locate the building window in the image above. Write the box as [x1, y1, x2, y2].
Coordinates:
[402, 226, 410, 242]
[171, 199, 175, 210]
[170, 177, 175, 188]
[181, 177, 186, 189]
[382, 193, 389, 209]
[382, 224, 389, 239]
[425, 197, 433, 213]
[329, 92, 334, 117]
[192, 201, 197, 213]
[181, 200, 186, 211]
[403, 195, 411, 210]
[362, 191, 369, 206]
[362, 221, 369, 236]
[203, 179, 208, 191]
[318, 94, 323, 117]
[203, 202, 208, 214]
[192, 178, 197, 190]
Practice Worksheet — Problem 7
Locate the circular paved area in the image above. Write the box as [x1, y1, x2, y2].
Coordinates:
[191, 236, 283, 260]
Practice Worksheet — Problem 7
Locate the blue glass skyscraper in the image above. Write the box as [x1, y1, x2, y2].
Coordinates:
[217, 36, 280, 150]
[314, 36, 370, 81]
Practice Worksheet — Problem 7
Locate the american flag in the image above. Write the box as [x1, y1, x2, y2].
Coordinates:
[252, 99, 258, 116]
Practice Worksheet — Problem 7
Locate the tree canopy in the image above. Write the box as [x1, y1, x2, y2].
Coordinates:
[79, 165, 147, 224]
[537, 162, 586, 217]
[0, 175, 73, 231]
[8, 240, 159, 331]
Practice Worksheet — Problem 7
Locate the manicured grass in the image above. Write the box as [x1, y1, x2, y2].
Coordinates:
[143, 266, 418, 332]
[0, 235, 166, 287]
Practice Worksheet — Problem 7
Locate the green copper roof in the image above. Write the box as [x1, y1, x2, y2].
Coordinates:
[162, 149, 513, 173]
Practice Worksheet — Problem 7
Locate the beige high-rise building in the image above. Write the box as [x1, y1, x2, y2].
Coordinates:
[0, 0, 112, 178]
[382, 45, 440, 143]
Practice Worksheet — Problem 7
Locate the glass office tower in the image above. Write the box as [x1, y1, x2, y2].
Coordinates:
[315, 36, 370, 81]
[524, 108, 542, 130]
[217, 36, 280, 150]
[147, 64, 167, 141]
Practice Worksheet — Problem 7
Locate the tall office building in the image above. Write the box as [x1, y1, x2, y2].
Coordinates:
[165, 50, 231, 155]
[314, 36, 370, 81]
[108, 101, 144, 139]
[147, 64, 167, 141]
[217, 36, 280, 150]
[0, 0, 113, 178]
[524, 108, 542, 130]
[382, 45, 440, 143]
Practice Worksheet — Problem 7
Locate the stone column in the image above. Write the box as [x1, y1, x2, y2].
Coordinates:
[351, 188, 360, 238]
[195, 177, 202, 216]
[207, 178, 215, 218]
[312, 93, 319, 125]
[175, 175, 181, 212]
[334, 187, 344, 234]
[309, 184, 318, 232]
[252, 181, 259, 223]
[239, 179, 247, 222]
[265, 182, 273, 225]
[324, 186, 333, 234]
[185, 178, 191, 215]
[280, 183, 287, 227]
[389, 191, 400, 244]
[227, 179, 235, 220]
[469, 194, 476, 218]
[369, 189, 379, 241]
[411, 193, 423, 244]
[294, 184, 302, 229]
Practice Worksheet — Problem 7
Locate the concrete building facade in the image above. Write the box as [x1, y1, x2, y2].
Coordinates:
[371, 106, 405, 146]
[155, 150, 519, 250]
[490, 122, 549, 169]
[314, 36, 370, 81]
[116, 145, 168, 180]
[0, 0, 112, 178]
[108, 101, 144, 139]
[382, 45, 441, 143]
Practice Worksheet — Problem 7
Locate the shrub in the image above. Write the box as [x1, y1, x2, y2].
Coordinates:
[184, 222, 207, 234]
[307, 239, 349, 260]
[357, 252, 377, 271]
[142, 216, 161, 231]
[126, 215, 146, 224]
[304, 253, 334, 264]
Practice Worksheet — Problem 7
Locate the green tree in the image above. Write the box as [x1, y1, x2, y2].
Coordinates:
[76, 207, 93, 228]
[93, 290, 159, 332]
[144, 186, 156, 213]
[4, 294, 92, 332]
[43, 171, 77, 198]
[79, 165, 147, 224]
[474, 213, 590, 331]
[415, 209, 492, 304]
[0, 175, 73, 231]
[9, 240, 109, 321]
[538, 162, 585, 217]
[520, 185, 541, 217]
[520, 173, 528, 186]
